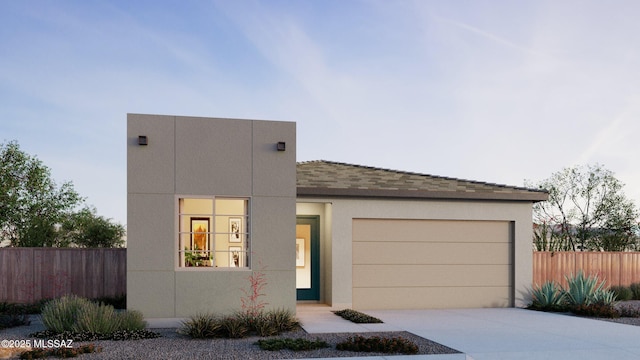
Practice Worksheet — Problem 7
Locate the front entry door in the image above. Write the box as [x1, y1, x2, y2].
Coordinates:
[296, 216, 320, 300]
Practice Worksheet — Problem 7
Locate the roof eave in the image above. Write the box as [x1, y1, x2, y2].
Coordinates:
[296, 187, 549, 202]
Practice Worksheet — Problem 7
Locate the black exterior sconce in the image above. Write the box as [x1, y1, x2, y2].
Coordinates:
[276, 142, 286, 151]
[138, 136, 148, 146]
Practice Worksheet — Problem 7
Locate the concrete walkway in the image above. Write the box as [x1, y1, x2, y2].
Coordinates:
[297, 304, 640, 359]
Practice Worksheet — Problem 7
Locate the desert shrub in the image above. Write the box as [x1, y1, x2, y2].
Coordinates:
[630, 283, 640, 300]
[40, 295, 148, 337]
[19, 343, 102, 359]
[117, 309, 145, 331]
[609, 286, 633, 301]
[180, 308, 298, 339]
[41, 295, 93, 333]
[264, 308, 299, 333]
[178, 313, 223, 339]
[220, 316, 249, 339]
[336, 335, 418, 354]
[256, 338, 329, 351]
[333, 309, 383, 324]
[249, 308, 299, 336]
[572, 304, 620, 318]
[73, 301, 120, 334]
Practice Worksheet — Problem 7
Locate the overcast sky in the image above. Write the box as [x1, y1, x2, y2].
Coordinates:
[2, 0, 639, 227]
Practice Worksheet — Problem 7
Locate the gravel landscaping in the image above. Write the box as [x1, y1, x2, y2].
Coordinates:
[1, 317, 460, 359]
[6, 302, 640, 359]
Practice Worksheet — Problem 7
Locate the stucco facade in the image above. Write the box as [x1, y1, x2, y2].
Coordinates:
[297, 198, 534, 309]
[127, 114, 296, 319]
[127, 115, 547, 317]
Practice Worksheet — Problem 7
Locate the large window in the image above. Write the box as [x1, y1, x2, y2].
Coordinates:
[178, 197, 249, 268]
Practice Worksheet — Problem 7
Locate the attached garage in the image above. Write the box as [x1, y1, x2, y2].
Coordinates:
[352, 219, 512, 309]
[296, 160, 548, 310]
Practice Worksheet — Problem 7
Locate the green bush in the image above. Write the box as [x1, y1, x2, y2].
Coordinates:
[629, 283, 640, 300]
[91, 294, 126, 309]
[256, 338, 329, 351]
[336, 335, 418, 354]
[333, 309, 383, 324]
[609, 286, 633, 301]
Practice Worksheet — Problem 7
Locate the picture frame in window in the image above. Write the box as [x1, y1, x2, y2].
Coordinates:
[229, 246, 242, 267]
[296, 238, 305, 267]
[229, 217, 242, 243]
[191, 217, 209, 251]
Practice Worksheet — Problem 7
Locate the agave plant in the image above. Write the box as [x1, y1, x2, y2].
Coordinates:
[531, 281, 566, 308]
[591, 288, 617, 306]
[564, 271, 609, 306]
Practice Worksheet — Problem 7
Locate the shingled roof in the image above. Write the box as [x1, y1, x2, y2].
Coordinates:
[297, 160, 548, 202]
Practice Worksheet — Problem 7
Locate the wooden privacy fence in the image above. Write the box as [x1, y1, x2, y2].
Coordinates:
[533, 251, 640, 288]
[0, 248, 126, 303]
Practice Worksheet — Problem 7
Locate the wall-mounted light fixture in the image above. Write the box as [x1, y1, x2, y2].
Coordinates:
[138, 136, 148, 146]
[276, 142, 286, 151]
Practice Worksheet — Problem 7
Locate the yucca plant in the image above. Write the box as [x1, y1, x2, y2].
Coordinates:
[531, 281, 566, 308]
[564, 271, 608, 306]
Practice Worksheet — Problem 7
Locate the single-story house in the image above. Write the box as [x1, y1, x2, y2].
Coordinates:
[127, 114, 548, 319]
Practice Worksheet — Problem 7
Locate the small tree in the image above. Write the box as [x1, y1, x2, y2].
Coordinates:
[1, 140, 125, 248]
[58, 207, 126, 248]
[528, 164, 639, 251]
[0, 140, 83, 246]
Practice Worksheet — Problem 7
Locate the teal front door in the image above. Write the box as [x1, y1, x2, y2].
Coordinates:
[296, 216, 320, 301]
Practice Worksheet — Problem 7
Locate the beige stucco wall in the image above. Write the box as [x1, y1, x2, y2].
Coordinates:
[297, 198, 533, 309]
[128, 114, 296, 319]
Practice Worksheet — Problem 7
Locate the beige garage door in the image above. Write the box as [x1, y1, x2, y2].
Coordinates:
[352, 219, 513, 309]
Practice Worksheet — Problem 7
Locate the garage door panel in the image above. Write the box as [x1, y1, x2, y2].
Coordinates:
[352, 219, 513, 309]
[353, 242, 511, 265]
[353, 287, 511, 310]
[353, 219, 509, 243]
[353, 264, 511, 287]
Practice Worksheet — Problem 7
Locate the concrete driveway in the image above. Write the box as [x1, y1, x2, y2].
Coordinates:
[297, 305, 640, 359]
